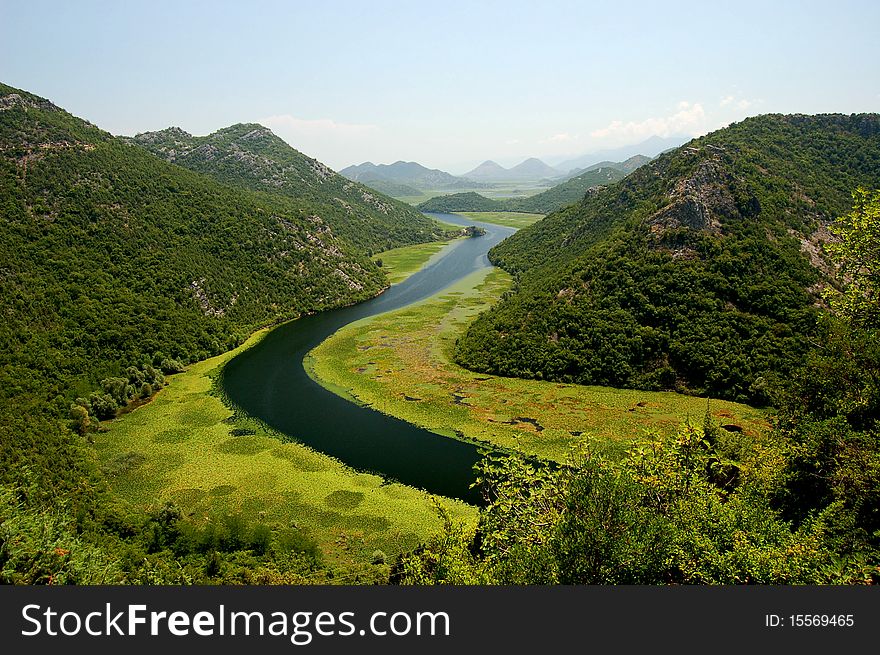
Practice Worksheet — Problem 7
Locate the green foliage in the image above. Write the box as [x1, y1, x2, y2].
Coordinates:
[455, 114, 880, 404]
[0, 82, 451, 585]
[418, 192, 504, 213]
[400, 181, 880, 586]
[507, 166, 627, 214]
[825, 187, 880, 328]
[770, 192, 880, 566]
[0, 83, 395, 419]
[396, 425, 843, 585]
[0, 482, 122, 584]
[416, 164, 630, 216]
[130, 124, 445, 254]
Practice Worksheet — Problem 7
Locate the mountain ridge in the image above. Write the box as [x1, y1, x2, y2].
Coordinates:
[463, 157, 560, 181]
[130, 124, 443, 253]
[339, 160, 479, 191]
[0, 81, 406, 413]
[454, 113, 880, 403]
[554, 135, 688, 174]
[418, 155, 647, 214]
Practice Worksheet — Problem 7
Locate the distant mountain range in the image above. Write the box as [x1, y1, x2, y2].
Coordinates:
[554, 135, 688, 175]
[463, 157, 561, 182]
[419, 154, 650, 215]
[340, 138, 687, 195]
[339, 161, 481, 191]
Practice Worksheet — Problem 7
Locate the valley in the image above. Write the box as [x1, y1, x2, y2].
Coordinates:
[2, 81, 878, 586]
[308, 223, 767, 464]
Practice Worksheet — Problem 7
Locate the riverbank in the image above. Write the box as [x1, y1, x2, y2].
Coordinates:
[307, 264, 769, 463]
[218, 214, 518, 501]
[454, 211, 544, 229]
[372, 239, 456, 285]
[94, 236, 479, 570]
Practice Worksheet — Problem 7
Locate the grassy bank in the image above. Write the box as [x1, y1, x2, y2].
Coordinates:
[307, 267, 768, 463]
[373, 239, 456, 285]
[95, 238, 479, 570]
[454, 211, 545, 229]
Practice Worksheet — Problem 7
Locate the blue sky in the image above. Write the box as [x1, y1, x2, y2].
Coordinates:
[2, 0, 878, 172]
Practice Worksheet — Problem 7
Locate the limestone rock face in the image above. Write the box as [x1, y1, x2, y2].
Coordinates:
[648, 157, 738, 236]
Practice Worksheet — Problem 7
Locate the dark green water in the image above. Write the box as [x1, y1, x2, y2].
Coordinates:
[221, 214, 516, 504]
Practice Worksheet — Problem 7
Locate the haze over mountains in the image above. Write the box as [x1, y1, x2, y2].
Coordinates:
[340, 135, 687, 196]
[552, 135, 689, 173]
[339, 160, 480, 191]
[463, 157, 561, 182]
[418, 160, 637, 215]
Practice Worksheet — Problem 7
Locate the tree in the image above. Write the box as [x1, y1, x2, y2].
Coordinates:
[68, 404, 91, 435]
[825, 188, 880, 328]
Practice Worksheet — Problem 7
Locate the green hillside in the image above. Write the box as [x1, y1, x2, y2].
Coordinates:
[130, 125, 444, 253]
[507, 165, 627, 213]
[417, 191, 505, 213]
[0, 82, 428, 582]
[358, 177, 422, 198]
[417, 159, 641, 215]
[577, 154, 651, 176]
[454, 114, 880, 404]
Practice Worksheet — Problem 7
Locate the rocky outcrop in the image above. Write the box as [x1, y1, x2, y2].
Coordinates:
[648, 155, 739, 237]
[0, 92, 59, 112]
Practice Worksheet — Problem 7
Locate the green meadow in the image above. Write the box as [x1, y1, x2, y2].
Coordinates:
[95, 244, 478, 569]
[373, 239, 455, 285]
[454, 211, 545, 229]
[308, 267, 768, 463]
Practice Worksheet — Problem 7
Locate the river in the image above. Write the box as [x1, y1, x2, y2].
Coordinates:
[221, 213, 516, 504]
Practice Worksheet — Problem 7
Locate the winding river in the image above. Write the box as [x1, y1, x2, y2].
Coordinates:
[221, 213, 516, 504]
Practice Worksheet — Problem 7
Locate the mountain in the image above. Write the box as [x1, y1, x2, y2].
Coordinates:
[462, 160, 509, 181]
[417, 192, 504, 213]
[0, 81, 403, 445]
[130, 126, 443, 253]
[555, 135, 688, 175]
[508, 157, 560, 180]
[454, 114, 880, 404]
[339, 160, 477, 190]
[419, 156, 648, 214]
[507, 165, 627, 213]
[356, 178, 422, 198]
[463, 158, 560, 182]
[574, 154, 652, 177]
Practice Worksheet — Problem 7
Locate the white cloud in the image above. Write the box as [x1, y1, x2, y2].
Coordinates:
[590, 101, 707, 141]
[720, 95, 735, 107]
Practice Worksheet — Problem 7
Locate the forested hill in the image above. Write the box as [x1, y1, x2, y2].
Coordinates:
[417, 191, 505, 213]
[507, 165, 627, 213]
[129, 124, 443, 253]
[417, 159, 641, 215]
[455, 114, 880, 403]
[0, 81, 394, 424]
